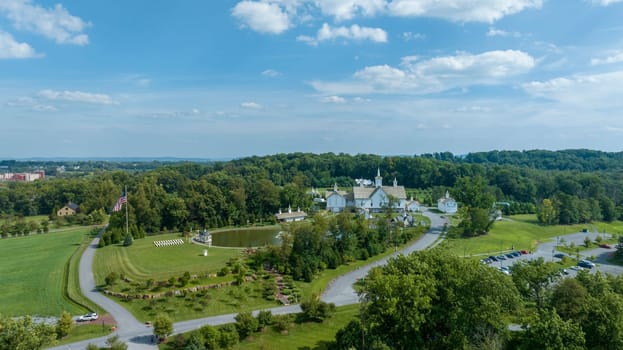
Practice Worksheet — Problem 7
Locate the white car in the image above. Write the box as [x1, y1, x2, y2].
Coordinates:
[78, 312, 98, 322]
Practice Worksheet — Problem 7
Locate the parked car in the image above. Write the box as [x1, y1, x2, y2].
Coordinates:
[505, 253, 515, 259]
[599, 243, 612, 249]
[511, 251, 521, 257]
[497, 255, 507, 260]
[78, 313, 98, 322]
[520, 250, 529, 255]
[553, 253, 566, 259]
[578, 260, 595, 269]
[488, 256, 499, 262]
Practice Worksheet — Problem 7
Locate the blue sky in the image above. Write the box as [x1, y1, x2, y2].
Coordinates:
[1, 0, 623, 158]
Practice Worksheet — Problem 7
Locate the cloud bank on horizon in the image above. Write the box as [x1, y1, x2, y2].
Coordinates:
[1, 0, 623, 158]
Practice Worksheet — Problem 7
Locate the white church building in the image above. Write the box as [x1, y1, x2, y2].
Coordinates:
[437, 191, 458, 214]
[326, 169, 407, 213]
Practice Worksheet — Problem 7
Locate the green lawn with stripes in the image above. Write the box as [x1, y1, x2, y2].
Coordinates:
[93, 233, 244, 285]
[0, 227, 93, 316]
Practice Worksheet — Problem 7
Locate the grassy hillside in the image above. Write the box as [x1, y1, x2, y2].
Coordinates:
[0, 227, 92, 316]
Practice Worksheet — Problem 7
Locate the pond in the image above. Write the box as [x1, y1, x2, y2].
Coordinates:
[210, 227, 281, 248]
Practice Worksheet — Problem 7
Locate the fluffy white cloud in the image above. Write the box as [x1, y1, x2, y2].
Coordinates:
[0, 0, 90, 45]
[321, 95, 346, 103]
[262, 69, 282, 77]
[486, 27, 521, 37]
[522, 70, 623, 106]
[312, 50, 535, 95]
[591, 0, 623, 5]
[314, 0, 386, 21]
[591, 51, 623, 65]
[387, 0, 542, 23]
[38, 90, 117, 104]
[298, 23, 387, 45]
[402, 31, 425, 41]
[240, 101, 262, 109]
[232, 0, 540, 35]
[232, 1, 290, 34]
[32, 104, 57, 112]
[0, 30, 37, 58]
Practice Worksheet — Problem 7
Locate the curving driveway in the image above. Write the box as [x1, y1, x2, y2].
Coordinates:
[48, 210, 447, 350]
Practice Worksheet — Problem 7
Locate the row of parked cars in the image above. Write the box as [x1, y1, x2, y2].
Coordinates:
[480, 250, 530, 264]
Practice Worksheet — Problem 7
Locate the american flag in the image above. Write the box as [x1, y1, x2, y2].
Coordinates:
[113, 192, 127, 212]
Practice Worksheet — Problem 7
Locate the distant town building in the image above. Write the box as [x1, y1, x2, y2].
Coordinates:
[57, 202, 79, 216]
[0, 170, 45, 182]
[275, 205, 308, 222]
[437, 191, 458, 214]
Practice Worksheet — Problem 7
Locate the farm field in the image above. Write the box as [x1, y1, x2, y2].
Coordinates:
[443, 214, 623, 257]
[0, 226, 93, 316]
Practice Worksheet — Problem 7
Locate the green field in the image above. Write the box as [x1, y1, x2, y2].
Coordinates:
[443, 214, 623, 257]
[0, 227, 93, 316]
[93, 233, 245, 285]
[237, 304, 359, 350]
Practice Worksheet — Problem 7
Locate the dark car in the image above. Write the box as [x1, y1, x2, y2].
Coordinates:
[505, 253, 515, 259]
[488, 256, 499, 262]
[511, 251, 521, 257]
[578, 260, 595, 269]
[553, 253, 566, 259]
[599, 243, 612, 249]
[497, 255, 507, 260]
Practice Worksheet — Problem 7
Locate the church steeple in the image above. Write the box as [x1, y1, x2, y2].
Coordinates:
[393, 177, 398, 187]
[375, 168, 382, 188]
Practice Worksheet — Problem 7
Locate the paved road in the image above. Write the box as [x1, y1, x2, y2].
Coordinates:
[321, 210, 447, 306]
[48, 210, 447, 350]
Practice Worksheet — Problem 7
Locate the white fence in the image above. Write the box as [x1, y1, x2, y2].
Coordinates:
[153, 239, 184, 247]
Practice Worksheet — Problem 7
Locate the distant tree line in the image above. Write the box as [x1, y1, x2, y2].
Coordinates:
[1, 151, 623, 241]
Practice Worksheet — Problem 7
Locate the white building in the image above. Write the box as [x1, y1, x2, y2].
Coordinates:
[326, 183, 348, 213]
[275, 205, 308, 222]
[405, 196, 420, 212]
[438, 191, 458, 214]
[325, 169, 407, 213]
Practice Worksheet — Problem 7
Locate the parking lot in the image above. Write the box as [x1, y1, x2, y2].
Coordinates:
[481, 230, 623, 277]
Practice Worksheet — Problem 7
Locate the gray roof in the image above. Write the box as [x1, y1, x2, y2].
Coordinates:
[326, 190, 348, 199]
[353, 186, 406, 200]
[275, 210, 307, 220]
[66, 202, 79, 210]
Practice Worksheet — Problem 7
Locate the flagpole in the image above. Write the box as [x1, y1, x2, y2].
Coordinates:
[125, 185, 129, 237]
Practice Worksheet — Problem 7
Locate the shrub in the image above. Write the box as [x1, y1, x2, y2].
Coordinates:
[234, 311, 259, 339]
[105, 272, 119, 286]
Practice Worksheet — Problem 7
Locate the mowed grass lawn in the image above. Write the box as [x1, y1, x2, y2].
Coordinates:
[0, 227, 91, 316]
[443, 214, 615, 257]
[236, 304, 359, 350]
[93, 233, 244, 285]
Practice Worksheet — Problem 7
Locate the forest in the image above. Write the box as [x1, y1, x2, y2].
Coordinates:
[1, 149, 623, 240]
